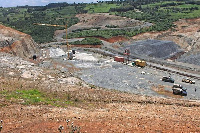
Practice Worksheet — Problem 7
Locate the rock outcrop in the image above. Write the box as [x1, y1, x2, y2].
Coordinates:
[0, 24, 39, 58]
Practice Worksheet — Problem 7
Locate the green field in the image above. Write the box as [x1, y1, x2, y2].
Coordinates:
[0, 0, 200, 43]
[84, 3, 121, 13]
[0, 89, 76, 107]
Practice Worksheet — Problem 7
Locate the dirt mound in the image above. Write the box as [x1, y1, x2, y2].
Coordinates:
[68, 13, 151, 32]
[125, 39, 182, 59]
[0, 24, 39, 58]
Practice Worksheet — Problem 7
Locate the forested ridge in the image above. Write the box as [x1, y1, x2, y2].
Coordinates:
[1, 0, 200, 43]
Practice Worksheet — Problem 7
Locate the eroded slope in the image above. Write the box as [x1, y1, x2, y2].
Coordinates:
[0, 24, 39, 58]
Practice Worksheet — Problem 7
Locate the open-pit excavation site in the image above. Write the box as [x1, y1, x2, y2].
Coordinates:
[38, 46, 200, 100]
[1, 11, 200, 132]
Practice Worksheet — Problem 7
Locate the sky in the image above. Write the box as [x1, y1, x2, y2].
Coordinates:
[0, 0, 107, 7]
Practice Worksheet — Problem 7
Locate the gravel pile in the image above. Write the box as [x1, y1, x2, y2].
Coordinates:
[124, 39, 182, 59]
[177, 52, 200, 66]
[76, 61, 161, 97]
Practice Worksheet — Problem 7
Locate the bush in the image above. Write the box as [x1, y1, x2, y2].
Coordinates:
[70, 37, 103, 45]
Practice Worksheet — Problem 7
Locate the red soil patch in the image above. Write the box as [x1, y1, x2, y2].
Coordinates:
[106, 36, 128, 43]
[96, 36, 128, 43]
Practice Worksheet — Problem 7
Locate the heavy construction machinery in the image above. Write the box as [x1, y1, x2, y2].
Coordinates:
[162, 76, 175, 83]
[172, 84, 187, 96]
[172, 84, 182, 88]
[182, 78, 195, 84]
[133, 59, 146, 67]
[172, 88, 187, 96]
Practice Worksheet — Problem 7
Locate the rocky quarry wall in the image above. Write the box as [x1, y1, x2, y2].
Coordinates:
[0, 24, 39, 58]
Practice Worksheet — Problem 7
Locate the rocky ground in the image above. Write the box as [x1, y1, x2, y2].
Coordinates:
[0, 24, 38, 58]
[1, 49, 200, 132]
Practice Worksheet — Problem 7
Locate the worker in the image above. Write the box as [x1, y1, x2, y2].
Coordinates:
[195, 88, 197, 92]
[124, 49, 130, 65]
[33, 55, 37, 60]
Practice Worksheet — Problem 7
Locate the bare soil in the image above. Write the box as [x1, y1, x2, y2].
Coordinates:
[1, 76, 200, 133]
[68, 13, 147, 33]
[96, 36, 128, 43]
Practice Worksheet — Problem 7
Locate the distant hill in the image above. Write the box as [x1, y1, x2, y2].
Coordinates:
[1, 0, 200, 43]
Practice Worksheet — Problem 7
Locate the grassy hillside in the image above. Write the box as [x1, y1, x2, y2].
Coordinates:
[68, 0, 200, 39]
[84, 3, 121, 13]
[0, 5, 81, 43]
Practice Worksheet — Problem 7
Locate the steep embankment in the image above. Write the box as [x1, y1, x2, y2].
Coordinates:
[133, 18, 200, 52]
[0, 24, 39, 58]
[132, 18, 200, 65]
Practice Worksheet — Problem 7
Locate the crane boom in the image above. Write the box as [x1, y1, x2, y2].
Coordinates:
[33, 23, 65, 27]
[33, 23, 70, 59]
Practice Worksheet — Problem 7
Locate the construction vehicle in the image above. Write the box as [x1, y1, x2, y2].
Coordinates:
[172, 88, 187, 96]
[124, 49, 130, 64]
[172, 84, 187, 96]
[133, 59, 146, 67]
[114, 56, 124, 62]
[182, 78, 195, 84]
[162, 76, 174, 83]
[172, 84, 182, 88]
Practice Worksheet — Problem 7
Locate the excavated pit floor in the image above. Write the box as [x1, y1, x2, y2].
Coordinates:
[39, 48, 200, 100]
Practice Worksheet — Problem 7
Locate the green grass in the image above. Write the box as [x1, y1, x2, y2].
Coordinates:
[167, 4, 200, 19]
[70, 37, 103, 45]
[143, 1, 184, 8]
[0, 5, 79, 43]
[84, 3, 121, 13]
[0, 89, 76, 106]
